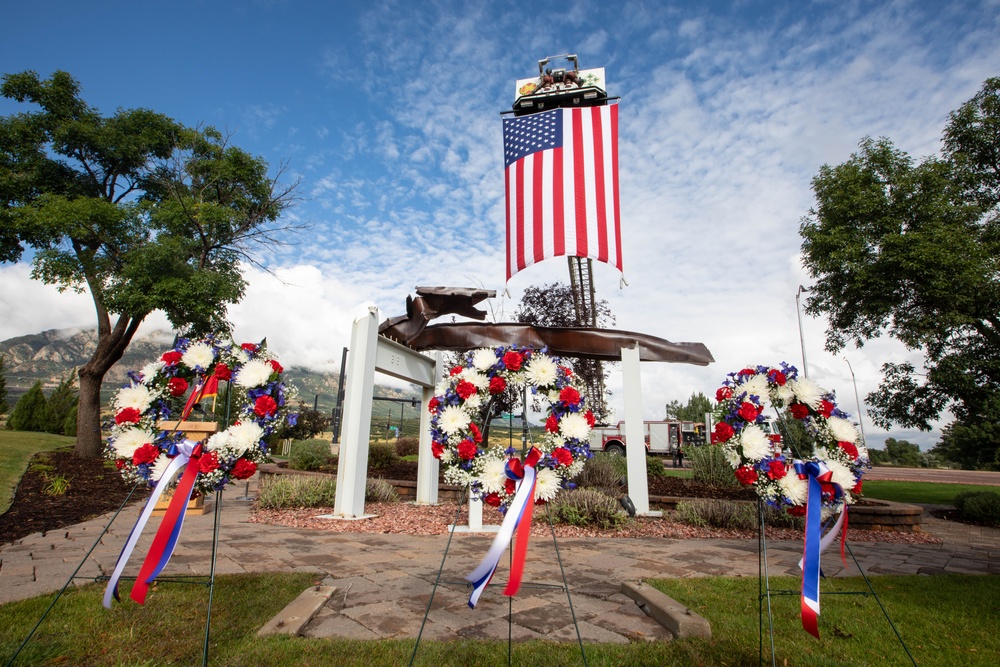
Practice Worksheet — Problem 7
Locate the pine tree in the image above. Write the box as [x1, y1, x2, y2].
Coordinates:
[44, 371, 79, 435]
[8, 381, 47, 432]
[0, 354, 8, 418]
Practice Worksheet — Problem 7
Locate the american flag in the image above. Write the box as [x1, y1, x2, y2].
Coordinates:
[502, 104, 622, 281]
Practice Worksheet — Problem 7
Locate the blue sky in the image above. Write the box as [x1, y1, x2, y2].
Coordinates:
[2, 0, 998, 448]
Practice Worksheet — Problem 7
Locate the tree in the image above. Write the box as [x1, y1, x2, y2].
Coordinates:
[0, 355, 8, 418]
[7, 381, 47, 432]
[883, 438, 922, 468]
[515, 282, 616, 422]
[800, 77, 1000, 466]
[665, 392, 712, 422]
[43, 370, 78, 435]
[1, 70, 298, 457]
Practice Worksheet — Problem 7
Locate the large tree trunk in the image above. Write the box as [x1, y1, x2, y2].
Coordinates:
[74, 314, 144, 459]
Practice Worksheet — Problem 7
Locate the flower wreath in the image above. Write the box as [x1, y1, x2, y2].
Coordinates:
[105, 337, 297, 495]
[428, 345, 594, 511]
[712, 363, 870, 515]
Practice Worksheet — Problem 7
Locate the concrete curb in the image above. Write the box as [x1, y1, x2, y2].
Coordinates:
[621, 581, 712, 639]
[258, 585, 337, 637]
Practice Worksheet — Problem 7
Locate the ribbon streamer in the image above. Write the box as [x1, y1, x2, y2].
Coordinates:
[465, 447, 541, 608]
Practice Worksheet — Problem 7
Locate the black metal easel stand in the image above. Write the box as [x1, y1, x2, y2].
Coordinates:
[756, 498, 917, 666]
[5, 488, 225, 667]
[408, 490, 588, 667]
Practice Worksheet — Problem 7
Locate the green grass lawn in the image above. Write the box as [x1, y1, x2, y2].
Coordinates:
[0, 431, 76, 514]
[861, 480, 999, 505]
[2, 573, 996, 666]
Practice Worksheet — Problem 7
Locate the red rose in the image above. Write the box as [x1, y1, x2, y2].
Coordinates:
[114, 458, 126, 469]
[450, 366, 464, 376]
[838, 441, 859, 460]
[714, 422, 735, 442]
[469, 423, 483, 444]
[489, 376, 507, 394]
[819, 400, 835, 418]
[545, 414, 559, 433]
[502, 351, 523, 371]
[241, 343, 258, 353]
[716, 386, 733, 402]
[456, 380, 477, 400]
[254, 395, 278, 417]
[766, 460, 787, 480]
[231, 459, 257, 480]
[198, 451, 220, 474]
[584, 410, 595, 427]
[269, 359, 284, 374]
[167, 377, 189, 397]
[739, 367, 756, 377]
[738, 402, 758, 422]
[115, 407, 142, 425]
[505, 478, 516, 495]
[852, 480, 863, 495]
[734, 465, 758, 485]
[428, 397, 440, 412]
[559, 387, 581, 405]
[214, 363, 232, 381]
[787, 505, 807, 517]
[431, 442, 445, 459]
[457, 439, 478, 460]
[552, 447, 573, 466]
[768, 369, 787, 386]
[789, 403, 810, 420]
[161, 350, 182, 365]
[560, 366, 573, 377]
[484, 493, 502, 507]
[132, 443, 160, 466]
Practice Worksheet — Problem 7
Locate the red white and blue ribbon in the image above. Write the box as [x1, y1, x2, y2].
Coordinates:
[793, 459, 847, 638]
[103, 439, 205, 608]
[465, 447, 542, 608]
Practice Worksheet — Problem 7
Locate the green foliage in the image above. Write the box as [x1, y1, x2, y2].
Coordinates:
[41, 472, 71, 496]
[367, 442, 398, 470]
[665, 391, 712, 422]
[7, 381, 47, 432]
[574, 453, 625, 496]
[869, 437, 924, 468]
[0, 354, 8, 417]
[675, 499, 801, 530]
[62, 403, 78, 437]
[862, 480, 999, 505]
[799, 77, 1000, 469]
[687, 444, 738, 487]
[933, 397, 1000, 470]
[286, 439, 335, 472]
[256, 475, 337, 509]
[280, 402, 330, 441]
[551, 488, 627, 529]
[394, 436, 420, 457]
[43, 370, 78, 435]
[646, 455, 666, 477]
[365, 477, 400, 503]
[953, 490, 1000, 526]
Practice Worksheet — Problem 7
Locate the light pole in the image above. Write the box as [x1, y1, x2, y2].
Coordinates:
[844, 357, 867, 444]
[795, 285, 809, 378]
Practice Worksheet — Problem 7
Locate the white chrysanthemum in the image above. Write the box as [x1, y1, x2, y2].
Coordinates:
[148, 454, 172, 483]
[739, 374, 769, 404]
[547, 389, 561, 404]
[740, 424, 771, 462]
[435, 378, 452, 395]
[524, 354, 558, 387]
[723, 446, 742, 468]
[480, 457, 508, 493]
[774, 384, 794, 406]
[789, 378, 824, 408]
[827, 417, 859, 444]
[205, 431, 232, 452]
[111, 427, 155, 459]
[459, 368, 488, 389]
[139, 360, 165, 384]
[534, 468, 560, 502]
[826, 458, 857, 491]
[559, 412, 591, 441]
[778, 473, 809, 505]
[233, 347, 250, 364]
[464, 393, 483, 411]
[227, 422, 265, 454]
[472, 348, 498, 371]
[235, 358, 273, 388]
[114, 384, 156, 413]
[440, 449, 455, 464]
[182, 342, 216, 371]
[438, 405, 471, 435]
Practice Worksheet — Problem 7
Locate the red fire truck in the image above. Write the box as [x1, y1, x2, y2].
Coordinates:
[588, 420, 705, 457]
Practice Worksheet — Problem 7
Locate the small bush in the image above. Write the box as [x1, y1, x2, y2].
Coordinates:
[42, 473, 71, 496]
[954, 490, 1000, 527]
[257, 475, 337, 509]
[688, 445, 738, 488]
[551, 488, 627, 529]
[287, 439, 335, 471]
[647, 455, 666, 478]
[395, 437, 420, 457]
[675, 499, 802, 530]
[365, 477, 400, 503]
[575, 454, 625, 496]
[368, 442, 398, 470]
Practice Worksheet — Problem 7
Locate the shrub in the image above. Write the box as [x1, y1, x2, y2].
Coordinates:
[287, 439, 335, 471]
[368, 442, 398, 470]
[7, 381, 47, 432]
[63, 404, 78, 437]
[43, 371, 78, 435]
[256, 475, 338, 509]
[954, 490, 1000, 527]
[646, 455, 666, 478]
[395, 437, 420, 457]
[365, 477, 400, 503]
[688, 444, 738, 488]
[675, 499, 802, 530]
[551, 488, 627, 529]
[575, 454, 625, 496]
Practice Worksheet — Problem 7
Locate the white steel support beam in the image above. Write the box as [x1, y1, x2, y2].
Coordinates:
[416, 352, 443, 504]
[622, 343, 652, 515]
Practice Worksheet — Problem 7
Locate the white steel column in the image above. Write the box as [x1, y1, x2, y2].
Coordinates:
[416, 352, 443, 504]
[622, 343, 652, 515]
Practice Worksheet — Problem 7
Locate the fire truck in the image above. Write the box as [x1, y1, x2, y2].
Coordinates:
[588, 420, 705, 457]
